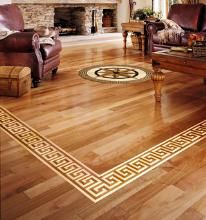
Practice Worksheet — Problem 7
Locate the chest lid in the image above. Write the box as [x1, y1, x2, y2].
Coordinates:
[0, 66, 30, 79]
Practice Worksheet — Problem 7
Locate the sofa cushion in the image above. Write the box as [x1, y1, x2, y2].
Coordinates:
[168, 4, 204, 31]
[40, 39, 62, 60]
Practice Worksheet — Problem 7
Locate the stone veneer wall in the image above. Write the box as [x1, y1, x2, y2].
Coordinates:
[18, 4, 54, 28]
[17, 4, 117, 34]
[13, 0, 118, 3]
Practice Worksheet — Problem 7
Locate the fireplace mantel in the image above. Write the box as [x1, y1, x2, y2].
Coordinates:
[12, 0, 119, 4]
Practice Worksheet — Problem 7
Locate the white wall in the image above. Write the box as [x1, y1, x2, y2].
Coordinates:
[134, 0, 152, 10]
[0, 0, 11, 4]
[117, 0, 152, 32]
[117, 0, 130, 31]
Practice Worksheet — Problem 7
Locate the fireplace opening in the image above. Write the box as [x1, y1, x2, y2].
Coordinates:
[54, 7, 86, 35]
[102, 9, 113, 27]
[102, 9, 117, 33]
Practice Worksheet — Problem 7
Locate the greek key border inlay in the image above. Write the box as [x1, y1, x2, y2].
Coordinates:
[0, 106, 205, 202]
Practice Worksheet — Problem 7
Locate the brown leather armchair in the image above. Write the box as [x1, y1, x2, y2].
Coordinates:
[146, 4, 206, 54]
[0, 4, 62, 87]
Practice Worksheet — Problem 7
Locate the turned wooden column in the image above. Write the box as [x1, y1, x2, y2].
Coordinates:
[152, 60, 165, 102]
[122, 31, 128, 49]
[204, 78, 206, 84]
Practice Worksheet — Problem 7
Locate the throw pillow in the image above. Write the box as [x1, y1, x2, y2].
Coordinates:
[34, 26, 55, 38]
[157, 19, 185, 44]
[0, 30, 19, 40]
[161, 19, 183, 30]
[39, 37, 55, 45]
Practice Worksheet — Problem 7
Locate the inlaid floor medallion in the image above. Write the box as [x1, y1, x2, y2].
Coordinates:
[0, 106, 205, 202]
[79, 65, 151, 84]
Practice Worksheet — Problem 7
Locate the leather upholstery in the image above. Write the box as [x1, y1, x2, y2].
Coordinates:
[200, 5, 206, 32]
[43, 55, 60, 73]
[146, 4, 206, 54]
[0, 32, 37, 52]
[146, 22, 165, 34]
[168, 4, 203, 31]
[40, 40, 62, 59]
[0, 4, 62, 86]
[0, 4, 24, 31]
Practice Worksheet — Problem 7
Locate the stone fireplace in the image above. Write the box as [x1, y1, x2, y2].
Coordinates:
[14, 0, 119, 35]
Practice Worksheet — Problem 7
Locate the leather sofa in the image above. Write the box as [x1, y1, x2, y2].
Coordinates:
[146, 4, 206, 54]
[0, 4, 62, 87]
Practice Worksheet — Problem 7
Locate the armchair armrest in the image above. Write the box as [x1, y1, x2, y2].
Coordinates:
[0, 32, 40, 52]
[146, 22, 165, 35]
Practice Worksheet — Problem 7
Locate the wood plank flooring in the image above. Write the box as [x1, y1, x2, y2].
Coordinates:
[0, 38, 206, 219]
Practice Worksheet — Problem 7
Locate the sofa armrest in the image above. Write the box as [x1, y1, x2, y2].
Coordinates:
[0, 32, 40, 52]
[146, 22, 165, 35]
[146, 22, 165, 55]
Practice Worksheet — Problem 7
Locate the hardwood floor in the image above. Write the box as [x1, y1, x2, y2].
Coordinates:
[0, 38, 206, 219]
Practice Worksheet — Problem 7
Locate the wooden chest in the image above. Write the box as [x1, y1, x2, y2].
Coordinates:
[0, 66, 31, 97]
